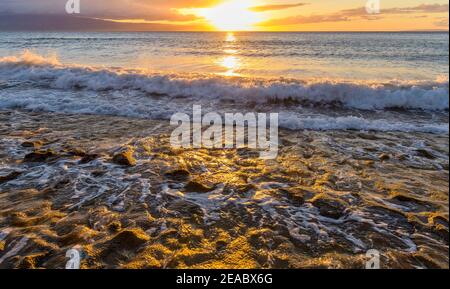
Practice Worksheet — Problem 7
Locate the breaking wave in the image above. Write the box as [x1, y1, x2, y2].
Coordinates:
[1, 51, 448, 111]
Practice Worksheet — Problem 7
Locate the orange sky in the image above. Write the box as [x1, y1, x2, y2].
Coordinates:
[176, 0, 450, 31]
[1, 0, 448, 31]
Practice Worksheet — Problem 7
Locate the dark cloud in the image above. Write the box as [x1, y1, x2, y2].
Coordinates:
[0, 14, 213, 31]
[0, 0, 220, 21]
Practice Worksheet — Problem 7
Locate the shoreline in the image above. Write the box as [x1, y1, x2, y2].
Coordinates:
[0, 109, 448, 269]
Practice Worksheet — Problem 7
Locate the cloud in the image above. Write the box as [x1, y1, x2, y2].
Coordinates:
[433, 16, 449, 27]
[249, 3, 308, 12]
[0, 14, 213, 31]
[387, 3, 449, 13]
[340, 3, 449, 16]
[0, 0, 221, 21]
[259, 3, 449, 26]
[0, 0, 218, 13]
[260, 14, 349, 26]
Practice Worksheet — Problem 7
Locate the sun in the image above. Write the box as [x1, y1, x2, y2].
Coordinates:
[183, 1, 263, 31]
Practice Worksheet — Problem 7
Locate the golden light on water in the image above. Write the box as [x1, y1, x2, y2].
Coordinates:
[226, 32, 236, 42]
[220, 55, 240, 76]
[218, 32, 240, 76]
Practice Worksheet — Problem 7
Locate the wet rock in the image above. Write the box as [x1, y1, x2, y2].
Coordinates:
[164, 169, 191, 182]
[237, 148, 261, 158]
[5, 189, 41, 203]
[431, 215, 449, 242]
[21, 140, 44, 149]
[79, 154, 100, 164]
[23, 149, 58, 162]
[216, 240, 228, 251]
[105, 229, 149, 250]
[17, 252, 48, 269]
[396, 154, 410, 161]
[108, 221, 122, 233]
[91, 170, 106, 177]
[302, 151, 313, 159]
[412, 252, 445, 269]
[390, 193, 424, 204]
[431, 215, 448, 228]
[112, 147, 136, 166]
[388, 192, 436, 212]
[168, 200, 204, 216]
[184, 181, 214, 193]
[415, 149, 436, 160]
[8, 236, 58, 269]
[66, 148, 87, 157]
[379, 154, 390, 161]
[357, 133, 379, 140]
[0, 171, 22, 184]
[433, 225, 449, 242]
[98, 229, 149, 265]
[310, 193, 347, 219]
[288, 193, 306, 207]
[364, 147, 378, 153]
[280, 139, 296, 146]
[323, 173, 338, 184]
[279, 187, 308, 206]
[59, 226, 98, 246]
[366, 205, 412, 233]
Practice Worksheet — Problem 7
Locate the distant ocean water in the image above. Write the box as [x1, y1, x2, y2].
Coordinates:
[0, 32, 448, 133]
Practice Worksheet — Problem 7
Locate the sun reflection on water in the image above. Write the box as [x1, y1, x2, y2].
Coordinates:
[226, 32, 236, 42]
[220, 56, 240, 76]
[218, 33, 241, 76]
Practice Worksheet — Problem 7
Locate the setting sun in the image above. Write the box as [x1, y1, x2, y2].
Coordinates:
[183, 0, 263, 31]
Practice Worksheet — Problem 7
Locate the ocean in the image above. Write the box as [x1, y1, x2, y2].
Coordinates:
[0, 31, 449, 269]
[0, 32, 448, 133]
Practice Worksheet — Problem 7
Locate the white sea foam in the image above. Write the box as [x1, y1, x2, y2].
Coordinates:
[1, 51, 448, 111]
[0, 52, 448, 134]
[0, 87, 446, 133]
[279, 114, 449, 134]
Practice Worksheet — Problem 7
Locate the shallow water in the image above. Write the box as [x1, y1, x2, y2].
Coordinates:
[0, 111, 448, 268]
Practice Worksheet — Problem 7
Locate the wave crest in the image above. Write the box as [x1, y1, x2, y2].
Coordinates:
[0, 51, 449, 111]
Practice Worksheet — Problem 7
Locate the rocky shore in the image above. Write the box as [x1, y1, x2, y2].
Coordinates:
[0, 110, 448, 269]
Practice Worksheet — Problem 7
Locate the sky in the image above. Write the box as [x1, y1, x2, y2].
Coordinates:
[0, 0, 448, 31]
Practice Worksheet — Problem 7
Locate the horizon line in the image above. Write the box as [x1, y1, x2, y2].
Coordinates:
[1, 29, 448, 33]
